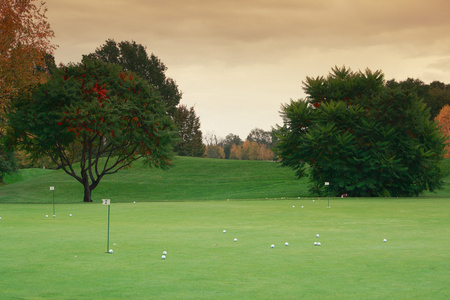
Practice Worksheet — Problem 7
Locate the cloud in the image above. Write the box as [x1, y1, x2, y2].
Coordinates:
[45, 0, 450, 138]
[48, 0, 450, 65]
[428, 57, 450, 72]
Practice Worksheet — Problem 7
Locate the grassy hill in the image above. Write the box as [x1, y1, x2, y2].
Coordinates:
[2, 156, 450, 203]
[0, 156, 309, 203]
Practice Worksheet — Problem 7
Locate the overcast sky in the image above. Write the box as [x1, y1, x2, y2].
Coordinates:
[45, 0, 450, 140]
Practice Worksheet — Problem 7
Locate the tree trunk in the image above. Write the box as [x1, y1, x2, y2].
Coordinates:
[82, 171, 93, 202]
[83, 182, 93, 202]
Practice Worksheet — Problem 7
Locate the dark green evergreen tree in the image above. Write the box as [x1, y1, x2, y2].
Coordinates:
[276, 66, 446, 197]
[173, 105, 204, 157]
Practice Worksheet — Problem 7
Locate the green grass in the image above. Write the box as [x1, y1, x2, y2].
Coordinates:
[1, 157, 450, 298]
[1, 168, 54, 185]
[0, 156, 309, 203]
[0, 199, 449, 299]
[2, 156, 450, 203]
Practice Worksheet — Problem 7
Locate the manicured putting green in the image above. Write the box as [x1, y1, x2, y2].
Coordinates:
[0, 198, 448, 299]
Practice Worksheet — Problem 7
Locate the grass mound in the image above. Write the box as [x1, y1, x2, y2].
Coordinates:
[0, 157, 308, 203]
[2, 156, 450, 203]
[1, 168, 54, 185]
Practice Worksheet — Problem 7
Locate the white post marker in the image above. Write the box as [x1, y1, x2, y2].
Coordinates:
[103, 199, 111, 253]
[324, 182, 330, 208]
[50, 186, 55, 217]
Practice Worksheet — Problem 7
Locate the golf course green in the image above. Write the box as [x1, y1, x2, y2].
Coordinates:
[1, 157, 449, 299]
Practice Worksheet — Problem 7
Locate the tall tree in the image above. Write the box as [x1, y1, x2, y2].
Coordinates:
[6, 59, 176, 202]
[246, 128, 273, 147]
[84, 39, 181, 116]
[0, 149, 16, 184]
[427, 82, 450, 119]
[205, 145, 225, 159]
[434, 105, 450, 158]
[173, 104, 204, 157]
[276, 66, 446, 197]
[242, 140, 259, 160]
[1, 0, 56, 178]
[0, 0, 56, 103]
[221, 133, 243, 159]
[386, 78, 450, 120]
[229, 144, 242, 160]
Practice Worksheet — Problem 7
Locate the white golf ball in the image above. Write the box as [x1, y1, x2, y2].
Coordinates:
[162, 255, 166, 259]
[271, 244, 275, 248]
[109, 249, 113, 253]
[314, 242, 318, 246]
[285, 242, 289, 246]
[313, 200, 315, 202]
[383, 239, 387, 243]
[45, 215, 48, 218]
[53, 215, 56, 218]
[301, 206, 304, 208]
[317, 242, 321, 246]
[133, 201, 136, 203]
[163, 251, 167, 255]
[223, 230, 226, 233]
[234, 238, 237, 242]
[316, 234, 320, 238]
[69, 214, 72, 217]
[293, 206, 295, 208]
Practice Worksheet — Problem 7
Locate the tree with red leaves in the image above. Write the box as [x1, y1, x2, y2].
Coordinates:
[6, 59, 176, 202]
[435, 105, 450, 158]
[84, 39, 181, 116]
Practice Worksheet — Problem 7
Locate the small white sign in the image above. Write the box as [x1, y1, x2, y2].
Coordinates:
[102, 199, 110, 205]
[49, 186, 55, 191]
[324, 182, 330, 186]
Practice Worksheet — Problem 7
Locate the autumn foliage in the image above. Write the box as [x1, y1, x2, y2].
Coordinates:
[0, 0, 56, 103]
[1, 0, 55, 180]
[204, 140, 274, 160]
[229, 141, 274, 160]
[435, 105, 450, 158]
[205, 145, 225, 159]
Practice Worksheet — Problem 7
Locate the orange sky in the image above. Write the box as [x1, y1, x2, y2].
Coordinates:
[46, 0, 450, 139]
